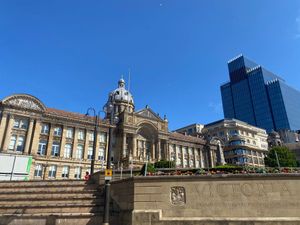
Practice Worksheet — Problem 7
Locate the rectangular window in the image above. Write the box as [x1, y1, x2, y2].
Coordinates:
[74, 167, 82, 179]
[64, 144, 72, 158]
[98, 147, 105, 161]
[13, 118, 28, 129]
[13, 119, 20, 128]
[8, 135, 17, 150]
[87, 146, 93, 160]
[66, 128, 73, 138]
[16, 136, 25, 152]
[53, 127, 62, 136]
[48, 165, 57, 178]
[34, 164, 43, 177]
[51, 142, 60, 156]
[78, 130, 85, 140]
[99, 132, 106, 143]
[88, 132, 94, 141]
[62, 166, 69, 178]
[41, 124, 49, 134]
[20, 120, 28, 129]
[38, 140, 47, 155]
[75, 144, 83, 159]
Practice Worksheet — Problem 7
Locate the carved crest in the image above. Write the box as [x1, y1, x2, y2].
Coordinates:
[170, 186, 186, 205]
[2, 94, 46, 112]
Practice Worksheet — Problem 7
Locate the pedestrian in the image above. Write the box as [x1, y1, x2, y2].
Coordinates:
[84, 171, 91, 181]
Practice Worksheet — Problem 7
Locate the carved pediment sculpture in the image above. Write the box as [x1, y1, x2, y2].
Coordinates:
[135, 107, 163, 121]
[1, 94, 46, 112]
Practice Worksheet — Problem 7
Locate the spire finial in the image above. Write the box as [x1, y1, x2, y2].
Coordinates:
[118, 76, 125, 88]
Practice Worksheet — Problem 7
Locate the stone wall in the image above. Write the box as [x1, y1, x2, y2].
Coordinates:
[110, 174, 300, 225]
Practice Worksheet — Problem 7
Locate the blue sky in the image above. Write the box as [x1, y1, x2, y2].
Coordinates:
[1, 0, 300, 130]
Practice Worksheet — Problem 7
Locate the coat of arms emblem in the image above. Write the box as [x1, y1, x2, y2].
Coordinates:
[170, 186, 186, 205]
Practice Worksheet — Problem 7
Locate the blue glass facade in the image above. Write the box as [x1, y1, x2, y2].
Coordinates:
[221, 55, 300, 132]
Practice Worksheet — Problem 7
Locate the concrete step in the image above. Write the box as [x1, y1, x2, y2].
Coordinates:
[0, 193, 103, 202]
[0, 180, 89, 188]
[0, 185, 99, 193]
[0, 213, 107, 225]
[0, 203, 104, 214]
[0, 197, 104, 206]
[0, 191, 102, 200]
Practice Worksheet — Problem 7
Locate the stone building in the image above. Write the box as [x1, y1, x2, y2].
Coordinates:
[203, 119, 268, 167]
[0, 94, 110, 180]
[0, 79, 219, 180]
[174, 123, 204, 136]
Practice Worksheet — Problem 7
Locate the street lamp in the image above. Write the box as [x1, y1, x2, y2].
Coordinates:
[85, 107, 102, 175]
[102, 101, 118, 225]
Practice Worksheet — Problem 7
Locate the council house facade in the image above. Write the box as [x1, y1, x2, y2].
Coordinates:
[0, 79, 221, 180]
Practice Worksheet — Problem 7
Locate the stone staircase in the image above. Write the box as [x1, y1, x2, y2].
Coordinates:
[0, 180, 118, 225]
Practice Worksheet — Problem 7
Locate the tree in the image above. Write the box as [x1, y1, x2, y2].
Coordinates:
[265, 146, 297, 167]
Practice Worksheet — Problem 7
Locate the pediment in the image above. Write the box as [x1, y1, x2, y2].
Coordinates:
[1, 94, 46, 112]
[135, 107, 163, 121]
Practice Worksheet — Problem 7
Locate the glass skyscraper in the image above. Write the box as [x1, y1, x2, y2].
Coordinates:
[221, 55, 300, 132]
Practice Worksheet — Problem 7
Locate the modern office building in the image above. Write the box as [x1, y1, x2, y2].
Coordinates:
[221, 55, 300, 132]
[0, 79, 222, 180]
[203, 119, 268, 167]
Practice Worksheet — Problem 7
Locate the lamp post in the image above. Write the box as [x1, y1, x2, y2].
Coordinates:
[103, 102, 118, 225]
[274, 150, 281, 169]
[86, 108, 102, 175]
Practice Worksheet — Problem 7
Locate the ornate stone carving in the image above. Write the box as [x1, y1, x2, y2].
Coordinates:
[8, 98, 40, 110]
[136, 108, 162, 121]
[170, 186, 186, 205]
[2, 95, 46, 112]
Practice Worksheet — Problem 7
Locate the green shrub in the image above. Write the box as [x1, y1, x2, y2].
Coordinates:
[140, 163, 156, 175]
[154, 160, 175, 168]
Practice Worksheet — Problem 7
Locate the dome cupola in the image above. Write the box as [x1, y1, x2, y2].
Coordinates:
[104, 78, 134, 117]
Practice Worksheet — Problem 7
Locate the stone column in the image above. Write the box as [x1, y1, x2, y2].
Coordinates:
[46, 125, 55, 156]
[199, 149, 204, 168]
[31, 120, 42, 155]
[151, 141, 155, 161]
[0, 112, 8, 150]
[209, 148, 214, 168]
[3, 114, 14, 151]
[167, 143, 170, 161]
[187, 148, 190, 168]
[181, 146, 184, 168]
[157, 140, 161, 161]
[162, 141, 168, 160]
[24, 119, 35, 154]
[136, 140, 140, 160]
[193, 148, 197, 168]
[122, 133, 127, 158]
[174, 145, 177, 167]
[59, 126, 66, 158]
[72, 128, 79, 158]
[95, 132, 100, 161]
[143, 141, 146, 160]
[69, 166, 75, 180]
[132, 135, 137, 159]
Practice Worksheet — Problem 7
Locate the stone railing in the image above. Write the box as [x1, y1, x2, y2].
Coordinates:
[109, 174, 300, 225]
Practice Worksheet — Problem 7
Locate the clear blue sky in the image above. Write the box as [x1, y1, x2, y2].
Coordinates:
[1, 0, 300, 130]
